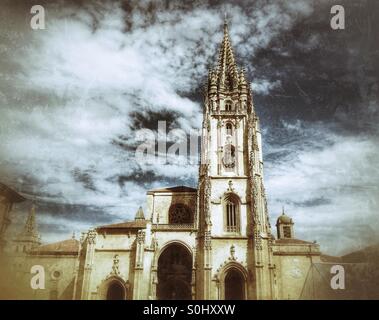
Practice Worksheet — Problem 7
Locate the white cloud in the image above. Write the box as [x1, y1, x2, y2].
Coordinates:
[251, 79, 281, 95]
[265, 121, 379, 255]
[6, 0, 377, 256]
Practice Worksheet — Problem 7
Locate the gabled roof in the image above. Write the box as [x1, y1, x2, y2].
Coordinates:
[147, 186, 197, 194]
[97, 220, 147, 230]
[30, 238, 79, 255]
[320, 254, 342, 263]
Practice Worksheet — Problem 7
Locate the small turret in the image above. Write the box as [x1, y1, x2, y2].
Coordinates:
[134, 206, 145, 221]
[14, 202, 41, 253]
[276, 208, 294, 239]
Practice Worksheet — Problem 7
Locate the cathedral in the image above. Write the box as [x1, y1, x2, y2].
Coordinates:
[1, 22, 377, 300]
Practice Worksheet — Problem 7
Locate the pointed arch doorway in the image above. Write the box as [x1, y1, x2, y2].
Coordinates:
[106, 280, 125, 300]
[224, 268, 245, 300]
[157, 243, 192, 300]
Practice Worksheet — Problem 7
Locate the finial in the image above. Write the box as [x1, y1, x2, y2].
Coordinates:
[72, 231, 76, 239]
[282, 206, 285, 215]
[223, 12, 229, 32]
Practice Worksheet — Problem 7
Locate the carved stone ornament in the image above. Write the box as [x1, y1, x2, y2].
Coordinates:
[254, 228, 263, 250]
[137, 230, 146, 244]
[227, 180, 234, 192]
[150, 234, 158, 250]
[110, 254, 120, 276]
[230, 245, 236, 260]
[205, 231, 212, 249]
[222, 136, 235, 168]
[87, 229, 97, 244]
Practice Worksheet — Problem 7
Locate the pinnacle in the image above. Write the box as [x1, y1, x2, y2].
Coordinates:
[17, 202, 40, 243]
[24, 203, 37, 235]
[135, 206, 145, 221]
[212, 20, 240, 91]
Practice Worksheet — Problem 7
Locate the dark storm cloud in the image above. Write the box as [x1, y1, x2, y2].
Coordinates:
[290, 197, 332, 208]
[0, 0, 378, 254]
[9, 199, 126, 241]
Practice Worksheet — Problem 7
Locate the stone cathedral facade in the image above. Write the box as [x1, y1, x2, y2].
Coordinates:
[1, 23, 332, 300]
[73, 22, 322, 300]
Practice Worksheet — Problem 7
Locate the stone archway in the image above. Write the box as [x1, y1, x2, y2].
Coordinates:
[157, 243, 192, 300]
[98, 276, 128, 300]
[224, 268, 245, 300]
[217, 262, 248, 300]
[106, 280, 125, 300]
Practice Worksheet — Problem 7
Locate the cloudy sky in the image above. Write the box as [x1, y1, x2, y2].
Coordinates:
[0, 0, 378, 255]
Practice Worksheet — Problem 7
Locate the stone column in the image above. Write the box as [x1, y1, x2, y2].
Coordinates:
[133, 230, 145, 299]
[217, 119, 222, 175]
[235, 119, 240, 176]
[203, 230, 212, 299]
[149, 237, 158, 300]
[191, 245, 196, 300]
[81, 229, 97, 300]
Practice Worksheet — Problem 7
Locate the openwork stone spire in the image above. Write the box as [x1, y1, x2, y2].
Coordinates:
[215, 20, 239, 91]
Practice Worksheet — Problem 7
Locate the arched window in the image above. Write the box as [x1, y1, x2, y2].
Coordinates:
[283, 226, 292, 238]
[169, 204, 193, 224]
[226, 123, 233, 136]
[225, 100, 233, 111]
[224, 194, 240, 233]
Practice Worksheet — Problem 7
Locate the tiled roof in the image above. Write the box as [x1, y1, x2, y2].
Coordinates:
[147, 186, 197, 193]
[31, 238, 79, 255]
[340, 244, 379, 263]
[275, 238, 316, 245]
[319, 244, 379, 263]
[320, 254, 342, 263]
[97, 220, 147, 230]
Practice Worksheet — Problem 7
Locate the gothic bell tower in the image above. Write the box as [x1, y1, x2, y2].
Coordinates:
[196, 21, 276, 300]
